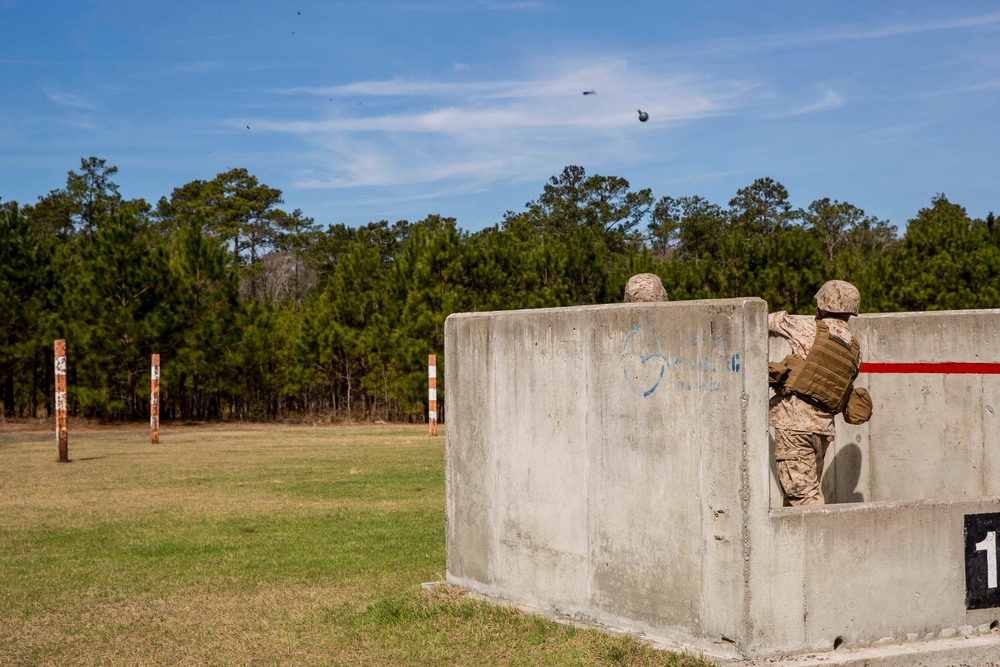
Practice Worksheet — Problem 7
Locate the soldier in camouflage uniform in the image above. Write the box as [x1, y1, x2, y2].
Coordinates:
[624, 273, 669, 303]
[769, 280, 862, 506]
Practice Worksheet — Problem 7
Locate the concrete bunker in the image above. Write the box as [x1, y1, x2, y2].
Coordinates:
[444, 298, 1000, 659]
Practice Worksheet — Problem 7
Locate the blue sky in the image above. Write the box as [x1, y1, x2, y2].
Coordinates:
[2, 1, 998, 232]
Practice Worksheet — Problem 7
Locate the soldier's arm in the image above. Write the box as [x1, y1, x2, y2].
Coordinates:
[767, 311, 791, 338]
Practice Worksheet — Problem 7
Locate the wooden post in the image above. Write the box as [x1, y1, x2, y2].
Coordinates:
[54, 339, 68, 462]
[428, 354, 437, 437]
[151, 354, 160, 444]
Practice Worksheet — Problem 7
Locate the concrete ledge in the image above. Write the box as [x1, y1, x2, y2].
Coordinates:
[424, 581, 1000, 666]
[727, 632, 1000, 667]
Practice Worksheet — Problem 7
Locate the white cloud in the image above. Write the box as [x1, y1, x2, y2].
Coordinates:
[268, 59, 748, 121]
[45, 91, 98, 109]
[242, 5, 995, 210]
[954, 77, 1000, 93]
[271, 80, 499, 98]
[395, 1, 549, 11]
[770, 89, 845, 117]
[672, 10, 1000, 59]
[172, 61, 226, 74]
[827, 11, 1000, 41]
[0, 59, 64, 65]
[910, 74, 1000, 98]
[64, 118, 98, 131]
[854, 123, 925, 146]
[248, 57, 755, 194]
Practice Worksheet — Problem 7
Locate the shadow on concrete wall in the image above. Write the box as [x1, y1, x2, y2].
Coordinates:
[768, 431, 783, 506]
[769, 433, 866, 506]
[824, 443, 865, 504]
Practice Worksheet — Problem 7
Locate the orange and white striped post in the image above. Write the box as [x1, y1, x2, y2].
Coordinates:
[151, 354, 160, 444]
[428, 354, 437, 437]
[54, 339, 68, 463]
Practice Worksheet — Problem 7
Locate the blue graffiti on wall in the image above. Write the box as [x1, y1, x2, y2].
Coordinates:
[623, 323, 741, 397]
[622, 323, 670, 397]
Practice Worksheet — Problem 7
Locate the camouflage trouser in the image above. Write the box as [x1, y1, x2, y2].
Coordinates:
[774, 429, 834, 506]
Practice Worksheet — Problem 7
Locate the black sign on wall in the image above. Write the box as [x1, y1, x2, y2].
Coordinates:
[965, 512, 1000, 610]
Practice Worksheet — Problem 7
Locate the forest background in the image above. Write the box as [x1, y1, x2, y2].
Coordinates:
[1, 158, 998, 423]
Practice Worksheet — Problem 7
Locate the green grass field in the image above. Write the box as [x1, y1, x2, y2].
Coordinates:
[0, 422, 713, 666]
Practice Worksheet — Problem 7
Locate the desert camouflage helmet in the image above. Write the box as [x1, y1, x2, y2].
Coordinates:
[815, 280, 860, 316]
[624, 273, 669, 303]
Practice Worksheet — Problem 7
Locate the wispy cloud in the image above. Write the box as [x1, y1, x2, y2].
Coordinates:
[161, 34, 239, 45]
[769, 89, 845, 117]
[0, 59, 69, 66]
[824, 11, 1000, 41]
[172, 61, 286, 75]
[951, 77, 1000, 93]
[675, 10, 1000, 59]
[45, 90, 98, 109]
[250, 57, 755, 193]
[396, 0, 549, 11]
[270, 58, 752, 111]
[63, 118, 98, 131]
[910, 75, 1000, 98]
[172, 61, 226, 74]
[271, 80, 499, 98]
[854, 123, 926, 147]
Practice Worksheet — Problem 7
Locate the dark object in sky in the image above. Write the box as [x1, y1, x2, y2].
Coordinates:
[582, 90, 596, 95]
[246, 125, 250, 129]
[637, 109, 649, 122]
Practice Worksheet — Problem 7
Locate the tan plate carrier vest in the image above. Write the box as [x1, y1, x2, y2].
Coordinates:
[775, 320, 861, 413]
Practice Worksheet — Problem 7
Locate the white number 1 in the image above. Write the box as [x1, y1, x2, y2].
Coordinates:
[976, 531, 998, 589]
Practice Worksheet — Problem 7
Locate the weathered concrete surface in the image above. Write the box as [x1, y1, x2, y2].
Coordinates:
[446, 298, 764, 658]
[748, 497, 1000, 657]
[446, 302, 1000, 661]
[847, 310, 1000, 503]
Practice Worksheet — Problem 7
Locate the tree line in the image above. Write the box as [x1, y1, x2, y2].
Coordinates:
[1, 159, 997, 423]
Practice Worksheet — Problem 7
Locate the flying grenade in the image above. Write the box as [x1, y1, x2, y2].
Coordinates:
[637, 109, 649, 123]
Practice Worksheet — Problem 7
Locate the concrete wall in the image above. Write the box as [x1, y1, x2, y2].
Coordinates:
[445, 298, 765, 656]
[749, 498, 1000, 656]
[446, 302, 1000, 659]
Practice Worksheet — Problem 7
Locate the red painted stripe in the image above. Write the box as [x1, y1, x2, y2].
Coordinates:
[861, 362, 1000, 374]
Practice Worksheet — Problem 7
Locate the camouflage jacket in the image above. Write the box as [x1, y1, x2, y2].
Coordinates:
[768, 311, 862, 435]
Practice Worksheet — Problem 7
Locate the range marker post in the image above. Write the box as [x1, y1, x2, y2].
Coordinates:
[54, 339, 68, 462]
[151, 354, 160, 444]
[428, 355, 437, 437]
